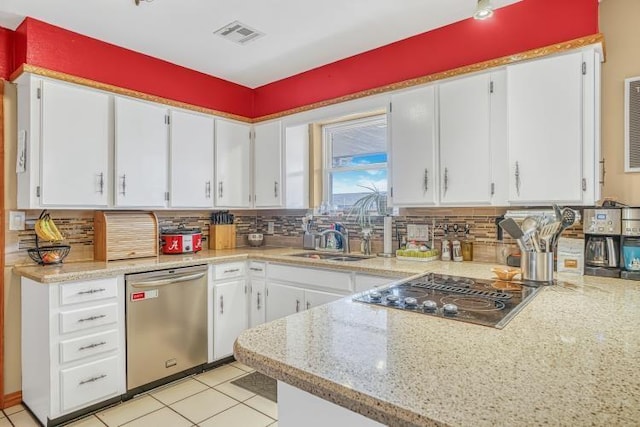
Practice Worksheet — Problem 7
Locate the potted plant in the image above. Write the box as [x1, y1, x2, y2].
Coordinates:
[348, 184, 389, 254]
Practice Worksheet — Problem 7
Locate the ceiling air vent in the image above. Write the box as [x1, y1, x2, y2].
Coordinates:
[214, 21, 264, 45]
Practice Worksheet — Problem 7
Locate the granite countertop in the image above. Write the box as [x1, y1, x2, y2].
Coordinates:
[12, 247, 431, 283]
[235, 263, 640, 427]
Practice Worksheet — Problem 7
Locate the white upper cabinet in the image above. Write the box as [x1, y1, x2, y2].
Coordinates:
[390, 86, 438, 206]
[16, 76, 112, 209]
[169, 110, 215, 208]
[507, 51, 588, 204]
[215, 119, 252, 208]
[253, 121, 283, 208]
[114, 97, 169, 207]
[41, 80, 111, 207]
[439, 74, 492, 205]
[284, 124, 310, 209]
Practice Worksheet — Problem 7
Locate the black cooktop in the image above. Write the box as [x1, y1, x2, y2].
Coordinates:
[353, 273, 542, 329]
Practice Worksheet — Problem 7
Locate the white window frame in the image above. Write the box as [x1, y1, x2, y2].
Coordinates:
[322, 114, 388, 208]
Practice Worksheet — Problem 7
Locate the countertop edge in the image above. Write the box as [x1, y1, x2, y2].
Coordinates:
[233, 338, 441, 427]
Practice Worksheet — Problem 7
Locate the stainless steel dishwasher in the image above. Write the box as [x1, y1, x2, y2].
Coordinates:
[125, 264, 208, 391]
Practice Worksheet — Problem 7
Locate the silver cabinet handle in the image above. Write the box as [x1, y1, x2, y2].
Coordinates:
[78, 314, 106, 323]
[98, 173, 104, 195]
[206, 181, 211, 199]
[295, 299, 300, 313]
[423, 169, 429, 192]
[120, 174, 126, 196]
[219, 181, 223, 198]
[250, 267, 263, 272]
[306, 301, 311, 310]
[515, 161, 521, 197]
[79, 374, 107, 386]
[78, 341, 107, 351]
[257, 292, 261, 310]
[77, 288, 106, 295]
[220, 295, 224, 315]
[224, 268, 240, 274]
[274, 181, 279, 198]
[443, 168, 449, 197]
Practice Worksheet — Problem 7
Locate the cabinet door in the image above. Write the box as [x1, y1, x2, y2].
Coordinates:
[170, 110, 214, 208]
[213, 279, 248, 360]
[249, 279, 266, 328]
[390, 86, 437, 206]
[215, 120, 251, 208]
[507, 52, 584, 204]
[284, 124, 310, 209]
[266, 282, 304, 322]
[304, 289, 343, 310]
[439, 74, 492, 204]
[254, 121, 283, 207]
[40, 80, 110, 207]
[115, 97, 168, 207]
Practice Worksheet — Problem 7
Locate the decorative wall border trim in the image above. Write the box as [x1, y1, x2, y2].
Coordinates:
[9, 33, 603, 124]
[253, 33, 605, 122]
[9, 64, 253, 123]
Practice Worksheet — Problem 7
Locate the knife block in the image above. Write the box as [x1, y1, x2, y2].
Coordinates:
[209, 225, 237, 250]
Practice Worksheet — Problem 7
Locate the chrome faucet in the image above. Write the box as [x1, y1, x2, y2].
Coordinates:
[319, 224, 350, 253]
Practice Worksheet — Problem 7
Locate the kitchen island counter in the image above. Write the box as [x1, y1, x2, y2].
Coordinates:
[235, 265, 640, 426]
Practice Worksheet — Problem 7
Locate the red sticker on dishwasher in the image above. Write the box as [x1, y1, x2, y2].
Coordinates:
[130, 290, 159, 301]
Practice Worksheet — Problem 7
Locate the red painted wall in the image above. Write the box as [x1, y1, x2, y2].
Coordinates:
[253, 0, 600, 118]
[0, 27, 14, 80]
[16, 18, 254, 117]
[5, 0, 599, 118]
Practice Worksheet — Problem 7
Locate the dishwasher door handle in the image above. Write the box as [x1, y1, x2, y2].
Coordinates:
[129, 272, 206, 288]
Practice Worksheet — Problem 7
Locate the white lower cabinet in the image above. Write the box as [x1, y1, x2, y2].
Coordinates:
[266, 264, 351, 322]
[21, 276, 126, 425]
[248, 262, 267, 328]
[210, 264, 248, 361]
[266, 282, 306, 322]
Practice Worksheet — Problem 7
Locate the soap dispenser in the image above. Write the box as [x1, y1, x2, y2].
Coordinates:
[452, 224, 463, 262]
[441, 224, 451, 261]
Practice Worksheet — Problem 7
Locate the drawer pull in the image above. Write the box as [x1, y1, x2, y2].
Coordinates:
[250, 267, 263, 272]
[78, 341, 107, 351]
[223, 268, 240, 274]
[79, 374, 107, 385]
[78, 314, 107, 323]
[77, 288, 106, 295]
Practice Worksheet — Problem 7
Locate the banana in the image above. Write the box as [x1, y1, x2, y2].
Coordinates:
[46, 216, 64, 241]
[35, 218, 56, 241]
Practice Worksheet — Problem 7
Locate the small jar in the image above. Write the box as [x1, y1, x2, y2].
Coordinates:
[462, 241, 473, 261]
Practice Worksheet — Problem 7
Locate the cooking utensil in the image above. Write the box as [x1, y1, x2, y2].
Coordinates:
[550, 207, 580, 249]
[538, 221, 560, 252]
[521, 216, 541, 252]
[498, 218, 528, 253]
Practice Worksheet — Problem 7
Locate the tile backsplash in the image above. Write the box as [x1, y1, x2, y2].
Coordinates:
[8, 207, 584, 266]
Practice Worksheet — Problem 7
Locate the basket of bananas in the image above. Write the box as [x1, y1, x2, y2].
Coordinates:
[28, 211, 70, 265]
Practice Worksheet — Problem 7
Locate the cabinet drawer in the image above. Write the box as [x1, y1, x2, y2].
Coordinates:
[59, 303, 118, 334]
[269, 264, 352, 292]
[248, 262, 266, 277]
[60, 356, 120, 412]
[214, 262, 245, 280]
[60, 277, 118, 306]
[59, 329, 119, 364]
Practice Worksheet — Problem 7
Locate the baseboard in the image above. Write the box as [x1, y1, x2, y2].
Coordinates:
[3, 391, 22, 409]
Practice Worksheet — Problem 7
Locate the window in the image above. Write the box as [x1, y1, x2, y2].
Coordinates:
[323, 115, 388, 209]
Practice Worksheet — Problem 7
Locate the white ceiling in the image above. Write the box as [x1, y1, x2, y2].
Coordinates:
[0, 0, 520, 88]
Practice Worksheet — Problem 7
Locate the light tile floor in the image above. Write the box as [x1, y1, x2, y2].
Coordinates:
[1, 361, 278, 427]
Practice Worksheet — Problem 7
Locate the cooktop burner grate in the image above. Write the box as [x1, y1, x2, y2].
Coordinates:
[411, 282, 512, 300]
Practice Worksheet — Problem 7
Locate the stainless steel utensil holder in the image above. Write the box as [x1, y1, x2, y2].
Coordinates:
[521, 252, 554, 282]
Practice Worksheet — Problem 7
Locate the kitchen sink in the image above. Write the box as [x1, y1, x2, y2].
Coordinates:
[289, 252, 370, 262]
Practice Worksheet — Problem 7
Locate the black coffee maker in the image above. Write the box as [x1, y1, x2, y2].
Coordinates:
[583, 208, 621, 278]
